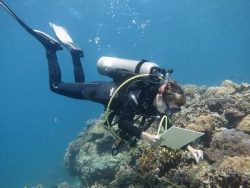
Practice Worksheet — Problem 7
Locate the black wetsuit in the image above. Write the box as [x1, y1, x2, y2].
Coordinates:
[0, 0, 162, 140]
[46, 48, 160, 139]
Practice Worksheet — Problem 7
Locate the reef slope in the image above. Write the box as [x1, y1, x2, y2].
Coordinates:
[64, 80, 250, 187]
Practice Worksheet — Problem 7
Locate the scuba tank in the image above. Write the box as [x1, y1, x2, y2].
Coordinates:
[97, 56, 163, 77]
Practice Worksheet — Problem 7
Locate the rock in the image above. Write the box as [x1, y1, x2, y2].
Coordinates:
[212, 156, 250, 188]
[237, 114, 250, 134]
[187, 115, 215, 132]
[24, 184, 44, 188]
[206, 129, 250, 162]
[183, 84, 200, 96]
[218, 156, 250, 175]
[187, 114, 225, 132]
[224, 109, 245, 127]
[35, 185, 44, 188]
[206, 80, 237, 97]
[109, 167, 142, 188]
[64, 123, 132, 186]
[241, 83, 250, 88]
[222, 80, 238, 89]
[57, 182, 70, 188]
[218, 156, 250, 173]
[207, 99, 224, 114]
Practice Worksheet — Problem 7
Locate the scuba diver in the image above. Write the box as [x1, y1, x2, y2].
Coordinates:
[0, 1, 203, 163]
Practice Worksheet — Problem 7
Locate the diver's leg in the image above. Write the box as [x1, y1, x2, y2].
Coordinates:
[46, 47, 89, 99]
[34, 26, 86, 95]
[0, 1, 91, 99]
[50, 23, 85, 83]
[71, 50, 85, 83]
[46, 49, 61, 89]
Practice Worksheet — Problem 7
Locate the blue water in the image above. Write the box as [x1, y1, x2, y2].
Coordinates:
[0, 0, 249, 187]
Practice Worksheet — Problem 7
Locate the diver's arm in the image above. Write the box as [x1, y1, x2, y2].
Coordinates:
[187, 145, 204, 163]
[118, 117, 160, 145]
[118, 104, 160, 144]
[141, 132, 160, 145]
[118, 116, 142, 139]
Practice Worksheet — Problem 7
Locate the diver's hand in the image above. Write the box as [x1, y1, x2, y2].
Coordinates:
[141, 132, 160, 146]
[187, 145, 204, 163]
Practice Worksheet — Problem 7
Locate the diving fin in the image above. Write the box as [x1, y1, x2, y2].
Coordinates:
[49, 23, 83, 56]
[0, 0, 62, 50]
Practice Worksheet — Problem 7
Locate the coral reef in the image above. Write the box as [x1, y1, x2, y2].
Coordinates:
[64, 80, 250, 187]
[64, 119, 132, 186]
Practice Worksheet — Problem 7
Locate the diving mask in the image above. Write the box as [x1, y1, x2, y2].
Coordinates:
[164, 104, 181, 116]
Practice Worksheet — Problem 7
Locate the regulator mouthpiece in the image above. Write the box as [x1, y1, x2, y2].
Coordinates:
[165, 68, 174, 81]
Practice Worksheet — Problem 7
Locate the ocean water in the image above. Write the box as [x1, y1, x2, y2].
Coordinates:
[0, 0, 249, 187]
